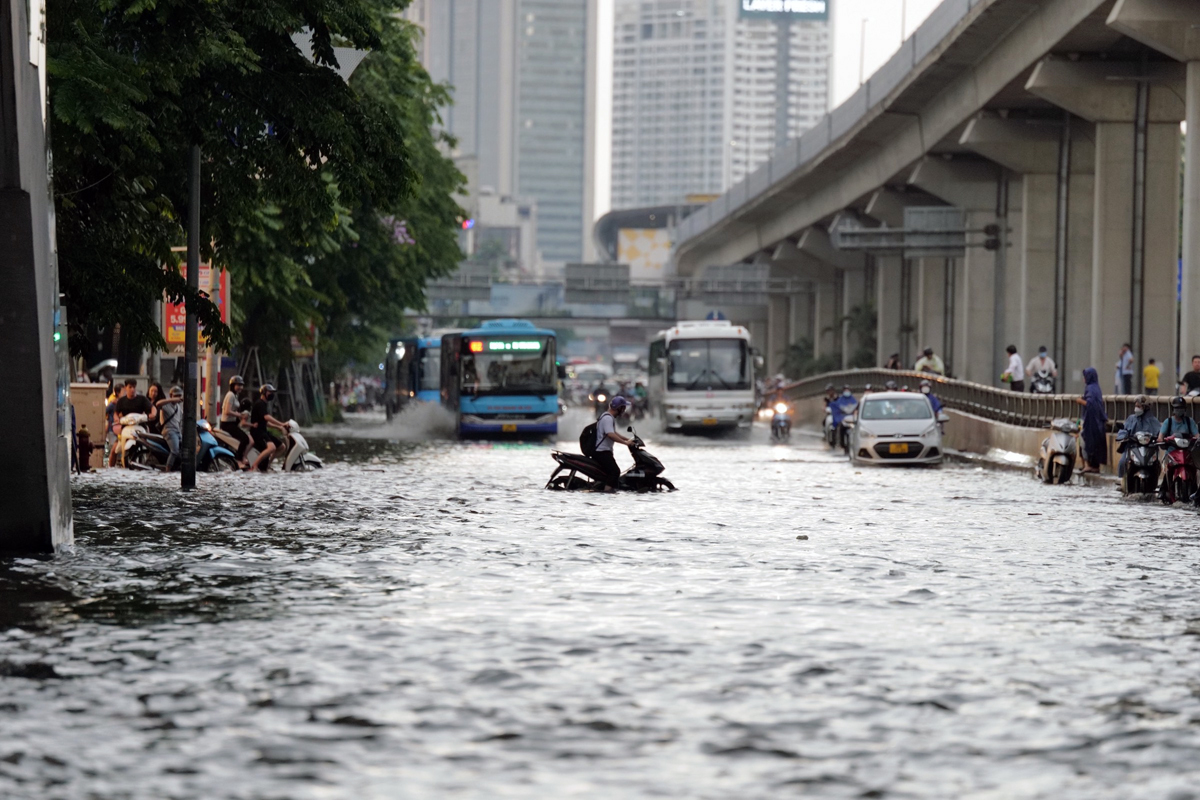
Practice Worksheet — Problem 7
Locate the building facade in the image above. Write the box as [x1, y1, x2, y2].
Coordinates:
[404, 0, 597, 266]
[611, 0, 829, 209]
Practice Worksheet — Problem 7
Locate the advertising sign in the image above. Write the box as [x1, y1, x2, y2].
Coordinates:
[739, 0, 829, 21]
[163, 264, 230, 351]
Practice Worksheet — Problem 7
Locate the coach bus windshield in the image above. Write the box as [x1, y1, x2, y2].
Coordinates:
[667, 338, 750, 391]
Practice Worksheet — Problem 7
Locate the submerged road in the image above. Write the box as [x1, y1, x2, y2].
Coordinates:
[2, 413, 1200, 798]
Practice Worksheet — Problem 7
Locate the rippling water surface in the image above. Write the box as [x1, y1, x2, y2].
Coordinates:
[3, 413, 1200, 799]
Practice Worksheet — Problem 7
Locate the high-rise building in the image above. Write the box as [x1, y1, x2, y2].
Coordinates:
[611, 0, 829, 210]
[404, 0, 597, 266]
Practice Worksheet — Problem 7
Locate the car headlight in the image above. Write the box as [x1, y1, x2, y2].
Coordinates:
[921, 424, 937, 437]
[856, 426, 874, 439]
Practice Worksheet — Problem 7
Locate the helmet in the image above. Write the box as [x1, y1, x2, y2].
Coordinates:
[260, 383, 277, 394]
[1171, 396, 1186, 410]
[609, 396, 629, 411]
[229, 375, 245, 389]
[825, 383, 834, 392]
[920, 379, 932, 388]
[923, 347, 933, 357]
[863, 383, 873, 392]
[885, 380, 898, 391]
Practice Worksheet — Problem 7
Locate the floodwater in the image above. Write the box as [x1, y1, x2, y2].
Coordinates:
[3, 412, 1200, 799]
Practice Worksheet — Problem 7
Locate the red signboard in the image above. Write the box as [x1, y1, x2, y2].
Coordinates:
[164, 264, 229, 349]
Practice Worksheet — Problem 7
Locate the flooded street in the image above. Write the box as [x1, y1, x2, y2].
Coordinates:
[3, 415, 1200, 799]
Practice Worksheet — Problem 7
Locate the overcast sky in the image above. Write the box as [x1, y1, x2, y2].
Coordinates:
[594, 0, 945, 216]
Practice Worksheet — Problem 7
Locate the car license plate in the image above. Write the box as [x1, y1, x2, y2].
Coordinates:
[502, 424, 517, 433]
[889, 443, 909, 454]
[702, 417, 719, 426]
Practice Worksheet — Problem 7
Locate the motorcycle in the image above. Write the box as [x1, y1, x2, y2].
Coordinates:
[822, 405, 836, 447]
[1031, 369, 1055, 394]
[1036, 417, 1078, 484]
[210, 419, 323, 472]
[1116, 429, 1161, 497]
[546, 426, 675, 492]
[770, 401, 792, 443]
[117, 413, 151, 469]
[1158, 435, 1198, 505]
[197, 420, 240, 472]
[126, 419, 239, 473]
[587, 386, 612, 416]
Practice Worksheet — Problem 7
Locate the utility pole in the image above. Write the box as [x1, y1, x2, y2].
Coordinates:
[181, 144, 200, 490]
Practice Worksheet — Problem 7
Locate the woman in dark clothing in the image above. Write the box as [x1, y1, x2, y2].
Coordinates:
[1076, 367, 1108, 473]
[146, 383, 164, 434]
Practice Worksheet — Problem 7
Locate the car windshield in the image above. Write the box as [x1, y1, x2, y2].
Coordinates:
[861, 398, 933, 421]
[460, 336, 555, 397]
[419, 347, 441, 392]
[667, 338, 750, 391]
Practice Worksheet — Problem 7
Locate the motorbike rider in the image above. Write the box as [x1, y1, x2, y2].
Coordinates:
[830, 386, 858, 447]
[594, 396, 634, 493]
[250, 383, 289, 472]
[109, 378, 153, 466]
[884, 380, 898, 391]
[919, 380, 943, 414]
[1158, 396, 1198, 449]
[1117, 395, 1160, 478]
[220, 375, 251, 469]
[1025, 346, 1058, 392]
[823, 383, 837, 408]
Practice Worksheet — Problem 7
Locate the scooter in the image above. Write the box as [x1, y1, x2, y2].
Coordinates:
[587, 386, 612, 416]
[197, 420, 240, 472]
[128, 420, 239, 472]
[118, 413, 152, 469]
[822, 404, 836, 447]
[1036, 417, 1078, 484]
[1158, 435, 1198, 505]
[1031, 369, 1055, 394]
[546, 426, 675, 492]
[235, 420, 324, 472]
[1116, 429, 1161, 497]
[770, 401, 792, 443]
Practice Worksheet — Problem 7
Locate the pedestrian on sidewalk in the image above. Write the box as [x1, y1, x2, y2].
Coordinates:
[914, 346, 945, 375]
[1002, 345, 1024, 392]
[1076, 367, 1108, 474]
[1143, 358, 1161, 396]
[1115, 343, 1134, 394]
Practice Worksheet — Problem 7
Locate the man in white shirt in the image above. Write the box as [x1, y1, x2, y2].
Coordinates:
[1025, 346, 1057, 392]
[594, 396, 633, 492]
[1003, 345, 1024, 392]
[913, 347, 945, 375]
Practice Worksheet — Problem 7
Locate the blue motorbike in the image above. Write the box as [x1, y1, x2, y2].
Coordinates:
[127, 420, 239, 472]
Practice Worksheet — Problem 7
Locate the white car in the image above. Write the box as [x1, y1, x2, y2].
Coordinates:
[847, 392, 945, 465]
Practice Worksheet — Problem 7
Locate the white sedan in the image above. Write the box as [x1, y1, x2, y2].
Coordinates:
[847, 392, 944, 465]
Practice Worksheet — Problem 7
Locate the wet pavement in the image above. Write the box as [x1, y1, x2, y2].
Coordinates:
[2, 411, 1200, 799]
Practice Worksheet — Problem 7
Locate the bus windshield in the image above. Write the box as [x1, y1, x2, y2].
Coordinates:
[667, 338, 750, 391]
[419, 347, 441, 392]
[460, 336, 556, 397]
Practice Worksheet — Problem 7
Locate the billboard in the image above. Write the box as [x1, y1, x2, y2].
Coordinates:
[739, 0, 829, 20]
[618, 228, 672, 281]
[163, 263, 230, 352]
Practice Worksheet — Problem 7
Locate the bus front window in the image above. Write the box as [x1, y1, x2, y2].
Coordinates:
[419, 348, 441, 392]
[668, 339, 749, 391]
[460, 337, 556, 396]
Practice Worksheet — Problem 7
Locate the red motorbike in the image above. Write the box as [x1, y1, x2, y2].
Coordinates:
[1158, 435, 1199, 505]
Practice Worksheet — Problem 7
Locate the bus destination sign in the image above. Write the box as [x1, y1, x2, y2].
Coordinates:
[739, 0, 829, 21]
[468, 339, 544, 353]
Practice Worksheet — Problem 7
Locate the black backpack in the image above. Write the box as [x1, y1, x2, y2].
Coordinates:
[579, 412, 611, 458]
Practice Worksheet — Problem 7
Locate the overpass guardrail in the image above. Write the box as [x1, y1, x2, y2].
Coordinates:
[784, 369, 1178, 433]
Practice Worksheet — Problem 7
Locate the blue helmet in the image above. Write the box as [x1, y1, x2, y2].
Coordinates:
[609, 396, 629, 411]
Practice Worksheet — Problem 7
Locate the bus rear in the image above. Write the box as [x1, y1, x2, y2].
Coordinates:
[441, 320, 558, 438]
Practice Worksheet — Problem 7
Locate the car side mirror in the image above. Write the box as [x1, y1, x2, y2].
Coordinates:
[754, 356, 765, 369]
[627, 426, 633, 432]
[937, 412, 949, 423]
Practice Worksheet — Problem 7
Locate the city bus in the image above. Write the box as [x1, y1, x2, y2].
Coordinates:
[440, 319, 559, 438]
[648, 320, 758, 433]
[383, 335, 443, 420]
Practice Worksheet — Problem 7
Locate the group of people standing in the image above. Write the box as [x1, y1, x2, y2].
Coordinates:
[106, 379, 185, 469]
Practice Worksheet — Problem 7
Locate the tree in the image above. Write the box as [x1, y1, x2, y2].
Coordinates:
[49, 0, 420, 359]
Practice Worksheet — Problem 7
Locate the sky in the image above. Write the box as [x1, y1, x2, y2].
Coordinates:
[593, 0, 945, 217]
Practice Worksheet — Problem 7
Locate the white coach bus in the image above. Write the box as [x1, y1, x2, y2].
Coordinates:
[647, 320, 759, 433]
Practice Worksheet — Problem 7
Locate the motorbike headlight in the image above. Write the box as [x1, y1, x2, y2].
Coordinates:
[1176, 437, 1189, 449]
[198, 420, 211, 431]
[597, 393, 607, 403]
[1136, 432, 1152, 445]
[774, 403, 788, 414]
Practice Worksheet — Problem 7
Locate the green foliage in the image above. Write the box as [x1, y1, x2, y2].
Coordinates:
[781, 337, 839, 380]
[842, 302, 877, 369]
[49, 0, 459, 366]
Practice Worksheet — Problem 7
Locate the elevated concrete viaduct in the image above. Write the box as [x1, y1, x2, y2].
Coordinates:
[673, 0, 1200, 394]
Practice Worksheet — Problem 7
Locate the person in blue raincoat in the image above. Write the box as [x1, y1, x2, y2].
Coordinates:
[830, 386, 859, 448]
[1075, 367, 1108, 473]
[919, 379, 942, 414]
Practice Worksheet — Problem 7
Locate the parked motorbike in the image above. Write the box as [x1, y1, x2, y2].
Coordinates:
[1036, 417, 1078, 484]
[117, 413, 151, 469]
[1158, 435, 1198, 505]
[126, 419, 239, 473]
[1031, 369, 1055, 394]
[546, 426, 675, 492]
[197, 420, 240, 472]
[770, 402, 792, 443]
[1116, 429, 1161, 497]
[211, 419, 323, 472]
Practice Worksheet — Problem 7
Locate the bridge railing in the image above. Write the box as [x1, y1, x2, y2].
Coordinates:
[784, 369, 1180, 432]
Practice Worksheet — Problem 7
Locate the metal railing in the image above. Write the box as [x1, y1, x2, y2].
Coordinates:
[785, 369, 1182, 432]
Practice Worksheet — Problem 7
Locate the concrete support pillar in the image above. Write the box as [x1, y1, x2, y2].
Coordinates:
[1, 0, 72, 553]
[1106, 0, 1200, 379]
[842, 268, 866, 368]
[876, 257, 903, 366]
[917, 258, 946, 359]
[766, 294, 790, 375]
[1020, 174, 1057, 359]
[1027, 57, 1186, 391]
[813, 278, 840, 361]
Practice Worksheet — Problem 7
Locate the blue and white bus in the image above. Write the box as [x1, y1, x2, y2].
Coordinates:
[384, 335, 443, 420]
[440, 320, 559, 438]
